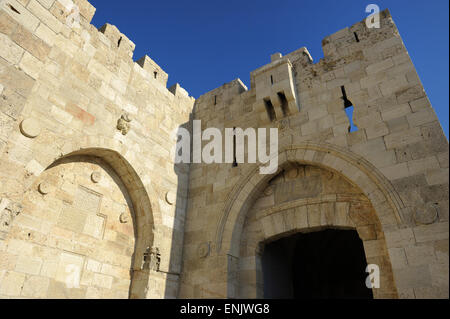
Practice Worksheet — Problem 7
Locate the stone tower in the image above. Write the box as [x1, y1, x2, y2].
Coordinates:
[0, 1, 448, 299]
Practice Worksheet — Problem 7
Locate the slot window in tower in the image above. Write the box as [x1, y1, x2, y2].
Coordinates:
[264, 98, 276, 122]
[232, 127, 238, 167]
[341, 86, 358, 133]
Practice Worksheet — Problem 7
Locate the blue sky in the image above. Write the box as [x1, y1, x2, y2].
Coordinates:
[89, 0, 449, 138]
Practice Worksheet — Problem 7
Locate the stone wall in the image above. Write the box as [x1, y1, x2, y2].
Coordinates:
[0, 1, 448, 299]
[179, 9, 449, 299]
[0, 0, 194, 298]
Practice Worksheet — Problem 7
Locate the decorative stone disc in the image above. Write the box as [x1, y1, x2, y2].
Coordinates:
[286, 167, 299, 179]
[165, 190, 176, 205]
[38, 182, 52, 195]
[197, 242, 210, 258]
[91, 172, 102, 183]
[279, 119, 289, 130]
[263, 186, 273, 196]
[20, 118, 41, 138]
[119, 212, 129, 224]
[414, 203, 439, 225]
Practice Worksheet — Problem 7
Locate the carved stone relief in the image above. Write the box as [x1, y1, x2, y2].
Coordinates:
[117, 114, 132, 135]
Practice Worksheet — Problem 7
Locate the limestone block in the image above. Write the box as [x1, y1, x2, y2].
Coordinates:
[384, 127, 422, 149]
[19, 51, 44, 79]
[28, 0, 64, 33]
[86, 259, 101, 273]
[413, 222, 449, 243]
[393, 265, 432, 289]
[15, 255, 43, 275]
[407, 109, 438, 128]
[40, 259, 59, 278]
[381, 103, 411, 121]
[11, 25, 51, 61]
[37, 0, 56, 9]
[366, 58, 394, 75]
[405, 245, 436, 266]
[363, 239, 387, 258]
[386, 116, 409, 133]
[407, 156, 440, 176]
[25, 159, 45, 176]
[0, 10, 18, 36]
[1, 0, 40, 32]
[396, 85, 425, 104]
[430, 263, 449, 288]
[425, 168, 449, 186]
[21, 275, 50, 297]
[384, 228, 415, 248]
[379, 75, 409, 96]
[0, 33, 24, 64]
[357, 225, 377, 241]
[73, 0, 96, 23]
[0, 271, 26, 296]
[365, 122, 389, 139]
[388, 247, 408, 269]
[409, 97, 431, 112]
[380, 163, 409, 181]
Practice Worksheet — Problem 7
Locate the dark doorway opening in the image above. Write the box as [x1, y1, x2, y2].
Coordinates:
[262, 229, 373, 299]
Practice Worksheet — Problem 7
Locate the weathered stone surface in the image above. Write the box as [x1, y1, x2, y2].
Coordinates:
[0, 3, 447, 300]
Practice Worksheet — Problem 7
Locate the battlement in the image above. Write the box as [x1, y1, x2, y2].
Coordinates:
[193, 8, 402, 122]
[0, 0, 186, 95]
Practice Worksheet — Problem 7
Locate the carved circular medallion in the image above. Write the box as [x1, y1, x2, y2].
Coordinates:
[326, 171, 334, 180]
[286, 167, 299, 179]
[119, 212, 129, 224]
[414, 203, 439, 225]
[197, 242, 210, 258]
[38, 182, 52, 195]
[279, 119, 289, 130]
[263, 186, 273, 196]
[166, 190, 176, 205]
[91, 172, 102, 183]
[20, 118, 41, 138]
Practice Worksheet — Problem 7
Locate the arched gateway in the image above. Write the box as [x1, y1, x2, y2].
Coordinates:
[215, 143, 406, 299]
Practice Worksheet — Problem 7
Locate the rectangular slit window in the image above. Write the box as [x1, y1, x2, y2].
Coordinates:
[232, 127, 238, 167]
[270, 75, 274, 85]
[9, 5, 20, 14]
[264, 99, 276, 122]
[341, 86, 358, 132]
[354, 32, 360, 42]
[277, 92, 289, 116]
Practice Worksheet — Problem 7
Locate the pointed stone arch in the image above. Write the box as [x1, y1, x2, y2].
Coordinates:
[215, 142, 407, 257]
[10, 135, 161, 298]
